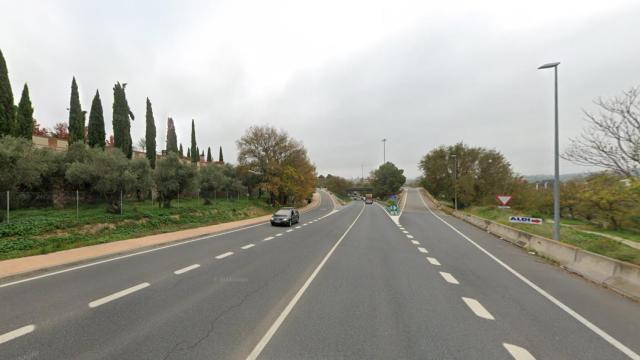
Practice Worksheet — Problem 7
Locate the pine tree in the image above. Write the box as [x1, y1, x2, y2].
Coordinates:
[207, 147, 212, 162]
[14, 84, 33, 139]
[87, 90, 105, 148]
[0, 49, 14, 136]
[187, 147, 191, 159]
[145, 98, 157, 168]
[166, 117, 178, 153]
[179, 143, 184, 157]
[112, 82, 134, 158]
[68, 77, 85, 144]
[218, 146, 224, 163]
[190, 119, 197, 163]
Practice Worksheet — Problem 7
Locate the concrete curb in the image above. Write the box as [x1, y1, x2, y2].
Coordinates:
[418, 188, 640, 301]
[0, 192, 322, 281]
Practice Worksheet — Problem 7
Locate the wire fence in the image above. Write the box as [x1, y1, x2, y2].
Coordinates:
[0, 190, 249, 226]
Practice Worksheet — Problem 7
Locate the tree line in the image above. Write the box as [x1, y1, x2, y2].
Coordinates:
[318, 162, 406, 199]
[419, 142, 640, 231]
[0, 49, 317, 214]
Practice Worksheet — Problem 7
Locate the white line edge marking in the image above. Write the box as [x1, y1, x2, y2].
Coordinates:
[275, 233, 283, 237]
[462, 297, 495, 320]
[417, 188, 640, 360]
[407, 234, 414, 239]
[439, 271, 459, 285]
[0, 191, 333, 289]
[174, 264, 200, 275]
[89, 282, 150, 308]
[241, 244, 255, 250]
[215, 251, 234, 259]
[246, 203, 366, 360]
[402, 230, 409, 234]
[263, 236, 274, 241]
[426, 257, 440, 266]
[286, 229, 293, 233]
[0, 324, 36, 345]
[295, 226, 301, 229]
[417, 247, 428, 254]
[503, 343, 536, 360]
[411, 240, 420, 245]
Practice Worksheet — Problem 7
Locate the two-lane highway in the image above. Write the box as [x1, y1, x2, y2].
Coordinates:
[1, 188, 639, 359]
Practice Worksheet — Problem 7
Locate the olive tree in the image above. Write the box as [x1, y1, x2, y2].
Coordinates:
[154, 153, 196, 208]
[199, 164, 226, 204]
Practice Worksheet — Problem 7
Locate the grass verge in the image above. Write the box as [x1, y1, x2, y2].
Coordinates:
[0, 198, 273, 260]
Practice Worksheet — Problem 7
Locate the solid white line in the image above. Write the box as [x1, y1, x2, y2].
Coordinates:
[406, 234, 414, 239]
[174, 264, 200, 274]
[439, 271, 459, 285]
[426, 257, 440, 266]
[0, 325, 35, 345]
[241, 244, 255, 250]
[503, 343, 536, 360]
[215, 251, 234, 259]
[89, 282, 150, 308]
[411, 240, 420, 245]
[417, 247, 428, 254]
[416, 188, 640, 360]
[462, 297, 495, 320]
[275, 233, 283, 237]
[263, 236, 274, 241]
[246, 204, 366, 360]
[286, 229, 293, 233]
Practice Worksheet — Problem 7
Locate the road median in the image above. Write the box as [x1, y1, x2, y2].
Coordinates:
[0, 192, 321, 281]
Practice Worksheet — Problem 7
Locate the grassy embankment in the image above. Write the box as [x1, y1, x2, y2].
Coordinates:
[0, 198, 273, 260]
[463, 205, 640, 265]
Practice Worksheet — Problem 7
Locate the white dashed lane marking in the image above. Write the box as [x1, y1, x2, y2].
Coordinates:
[215, 251, 234, 259]
[402, 230, 409, 234]
[295, 226, 301, 229]
[263, 236, 274, 241]
[503, 343, 536, 360]
[411, 240, 420, 245]
[275, 233, 283, 237]
[286, 229, 293, 233]
[241, 244, 255, 250]
[462, 297, 495, 320]
[0, 325, 35, 345]
[417, 247, 428, 254]
[174, 264, 200, 275]
[426, 257, 441, 266]
[439, 271, 459, 284]
[406, 235, 414, 239]
[89, 283, 150, 308]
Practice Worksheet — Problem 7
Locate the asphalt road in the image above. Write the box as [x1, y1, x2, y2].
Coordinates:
[0, 188, 639, 359]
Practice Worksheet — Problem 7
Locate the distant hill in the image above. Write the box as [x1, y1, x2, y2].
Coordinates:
[522, 172, 592, 183]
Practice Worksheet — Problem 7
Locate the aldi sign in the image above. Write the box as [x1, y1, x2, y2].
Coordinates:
[509, 216, 543, 225]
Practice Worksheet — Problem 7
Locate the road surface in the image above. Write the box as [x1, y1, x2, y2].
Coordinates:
[1, 189, 638, 359]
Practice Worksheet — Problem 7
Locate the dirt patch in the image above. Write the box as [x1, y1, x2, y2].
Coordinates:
[82, 223, 117, 234]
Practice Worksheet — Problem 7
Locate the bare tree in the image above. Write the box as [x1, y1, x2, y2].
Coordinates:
[137, 137, 146, 151]
[563, 87, 640, 177]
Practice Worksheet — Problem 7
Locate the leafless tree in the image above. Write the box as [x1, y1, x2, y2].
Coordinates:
[563, 87, 640, 177]
[137, 137, 146, 151]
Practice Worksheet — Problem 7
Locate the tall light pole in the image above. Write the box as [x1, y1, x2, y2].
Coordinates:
[451, 154, 458, 211]
[381, 138, 387, 163]
[538, 61, 561, 241]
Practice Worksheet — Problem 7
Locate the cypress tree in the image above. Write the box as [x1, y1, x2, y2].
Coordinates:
[218, 146, 224, 163]
[68, 77, 85, 144]
[87, 90, 105, 148]
[187, 147, 191, 159]
[112, 82, 134, 158]
[166, 117, 178, 153]
[145, 98, 156, 168]
[190, 119, 197, 163]
[179, 143, 184, 157]
[207, 147, 212, 162]
[0, 49, 14, 136]
[14, 84, 33, 139]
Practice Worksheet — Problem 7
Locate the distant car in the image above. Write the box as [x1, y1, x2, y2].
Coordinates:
[365, 193, 373, 204]
[270, 207, 299, 226]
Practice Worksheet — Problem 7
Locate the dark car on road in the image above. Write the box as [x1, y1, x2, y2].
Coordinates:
[270, 207, 300, 226]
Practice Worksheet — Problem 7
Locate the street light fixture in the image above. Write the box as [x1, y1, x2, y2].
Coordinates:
[538, 61, 561, 241]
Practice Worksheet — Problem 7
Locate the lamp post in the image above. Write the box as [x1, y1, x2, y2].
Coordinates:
[538, 61, 561, 241]
[451, 154, 458, 211]
[381, 138, 387, 163]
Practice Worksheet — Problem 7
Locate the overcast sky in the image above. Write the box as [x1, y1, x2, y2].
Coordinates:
[2, 0, 639, 178]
